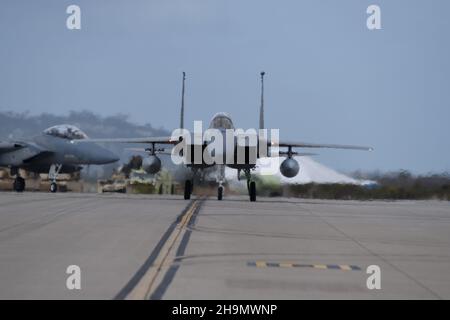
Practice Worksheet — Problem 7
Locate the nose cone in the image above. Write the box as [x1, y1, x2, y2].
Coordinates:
[90, 147, 120, 164]
[99, 149, 120, 164]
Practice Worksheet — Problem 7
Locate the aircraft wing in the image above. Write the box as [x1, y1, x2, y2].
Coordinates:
[124, 147, 173, 155]
[0, 140, 53, 164]
[0, 141, 25, 154]
[270, 140, 373, 151]
[71, 136, 179, 145]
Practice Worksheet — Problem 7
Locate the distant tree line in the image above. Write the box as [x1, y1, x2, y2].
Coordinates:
[0, 110, 167, 139]
[284, 170, 450, 200]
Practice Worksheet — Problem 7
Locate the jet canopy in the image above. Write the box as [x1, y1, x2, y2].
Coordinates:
[43, 124, 88, 140]
[209, 112, 234, 130]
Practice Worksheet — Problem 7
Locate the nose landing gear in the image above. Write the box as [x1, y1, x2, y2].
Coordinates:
[48, 164, 62, 193]
[50, 182, 58, 193]
[217, 165, 225, 201]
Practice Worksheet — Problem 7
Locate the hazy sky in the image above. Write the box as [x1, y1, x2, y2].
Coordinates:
[1, 0, 449, 173]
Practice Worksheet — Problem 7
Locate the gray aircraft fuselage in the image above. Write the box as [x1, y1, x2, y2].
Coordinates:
[186, 112, 257, 171]
[0, 133, 119, 174]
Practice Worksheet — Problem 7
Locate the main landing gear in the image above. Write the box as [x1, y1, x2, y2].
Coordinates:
[13, 176, 25, 192]
[184, 180, 192, 200]
[244, 169, 256, 202]
[248, 181, 256, 202]
[218, 185, 223, 201]
[11, 167, 25, 192]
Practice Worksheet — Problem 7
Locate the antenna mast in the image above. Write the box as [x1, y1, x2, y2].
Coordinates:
[180, 72, 186, 129]
[259, 71, 265, 130]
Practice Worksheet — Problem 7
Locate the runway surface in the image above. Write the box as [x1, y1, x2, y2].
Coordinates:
[0, 192, 449, 299]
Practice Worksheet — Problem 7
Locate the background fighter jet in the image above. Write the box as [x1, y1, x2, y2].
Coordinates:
[0, 124, 119, 192]
[76, 72, 372, 201]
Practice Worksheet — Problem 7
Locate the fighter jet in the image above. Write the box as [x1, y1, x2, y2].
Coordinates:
[75, 72, 372, 201]
[0, 124, 119, 192]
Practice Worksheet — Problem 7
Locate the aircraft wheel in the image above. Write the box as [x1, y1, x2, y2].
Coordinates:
[13, 177, 25, 192]
[50, 182, 58, 193]
[184, 180, 191, 200]
[218, 186, 223, 201]
[249, 181, 256, 202]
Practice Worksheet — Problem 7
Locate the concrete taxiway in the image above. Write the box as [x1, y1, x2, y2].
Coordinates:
[0, 192, 449, 299]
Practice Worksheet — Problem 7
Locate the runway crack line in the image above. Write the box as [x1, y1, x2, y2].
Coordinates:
[294, 202, 443, 299]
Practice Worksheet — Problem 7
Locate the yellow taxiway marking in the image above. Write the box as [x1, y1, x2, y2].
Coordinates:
[340, 265, 352, 271]
[314, 264, 328, 269]
[248, 261, 361, 271]
[126, 199, 201, 300]
[255, 261, 267, 268]
[279, 262, 294, 268]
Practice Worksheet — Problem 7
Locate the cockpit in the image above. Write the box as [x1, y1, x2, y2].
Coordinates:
[43, 124, 88, 140]
[209, 112, 234, 130]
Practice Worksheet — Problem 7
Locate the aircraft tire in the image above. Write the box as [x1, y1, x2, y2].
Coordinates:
[13, 177, 25, 192]
[50, 182, 58, 193]
[218, 186, 223, 201]
[249, 181, 256, 202]
[184, 180, 191, 200]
